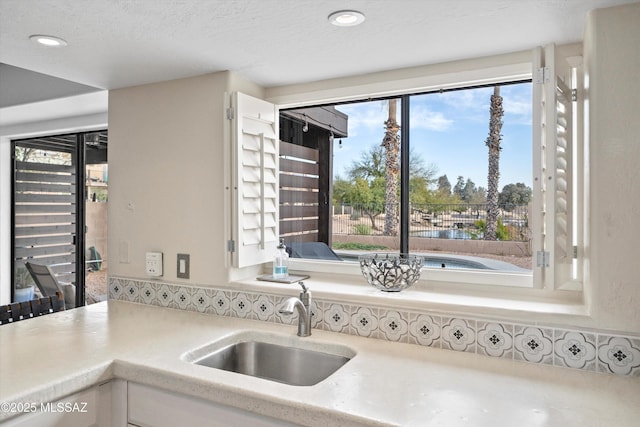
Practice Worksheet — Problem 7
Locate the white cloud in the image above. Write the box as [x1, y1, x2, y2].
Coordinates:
[410, 104, 454, 131]
[336, 101, 388, 138]
[502, 95, 531, 117]
[435, 87, 491, 111]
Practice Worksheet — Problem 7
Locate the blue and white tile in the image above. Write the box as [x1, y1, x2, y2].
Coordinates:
[252, 294, 275, 322]
[323, 303, 351, 333]
[122, 280, 140, 302]
[208, 290, 230, 316]
[189, 287, 210, 313]
[378, 310, 409, 342]
[108, 278, 125, 300]
[514, 326, 553, 365]
[173, 286, 192, 310]
[309, 300, 323, 329]
[554, 330, 597, 371]
[350, 306, 379, 338]
[442, 318, 476, 353]
[477, 322, 513, 358]
[408, 313, 441, 347]
[139, 281, 157, 305]
[230, 292, 254, 319]
[156, 284, 175, 308]
[597, 335, 640, 376]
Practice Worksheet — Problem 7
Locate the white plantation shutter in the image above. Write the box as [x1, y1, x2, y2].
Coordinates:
[550, 75, 574, 288]
[533, 45, 577, 290]
[230, 92, 279, 268]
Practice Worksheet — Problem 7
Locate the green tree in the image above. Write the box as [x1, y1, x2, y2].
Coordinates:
[469, 186, 487, 205]
[499, 182, 532, 211]
[436, 174, 452, 196]
[462, 179, 477, 203]
[332, 176, 353, 205]
[348, 145, 385, 181]
[409, 176, 432, 205]
[453, 176, 465, 200]
[358, 177, 386, 230]
[343, 144, 437, 228]
[339, 177, 385, 230]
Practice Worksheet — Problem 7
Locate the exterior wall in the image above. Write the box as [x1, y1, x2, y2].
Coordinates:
[584, 2, 640, 333]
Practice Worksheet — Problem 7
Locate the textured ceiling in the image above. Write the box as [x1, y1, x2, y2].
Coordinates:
[1, 0, 638, 100]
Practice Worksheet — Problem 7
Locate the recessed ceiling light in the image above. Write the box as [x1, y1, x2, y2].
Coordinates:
[328, 10, 366, 27]
[29, 34, 68, 47]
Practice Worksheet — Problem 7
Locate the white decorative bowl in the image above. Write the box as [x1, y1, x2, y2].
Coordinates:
[358, 253, 423, 292]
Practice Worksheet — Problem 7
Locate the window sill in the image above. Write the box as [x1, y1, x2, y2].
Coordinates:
[231, 268, 590, 327]
[288, 258, 534, 288]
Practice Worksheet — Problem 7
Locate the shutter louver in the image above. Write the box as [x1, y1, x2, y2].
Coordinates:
[231, 92, 279, 268]
[538, 44, 576, 289]
[554, 79, 573, 261]
[550, 76, 574, 288]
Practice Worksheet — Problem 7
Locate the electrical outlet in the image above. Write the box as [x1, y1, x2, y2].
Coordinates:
[177, 253, 190, 279]
[145, 252, 163, 277]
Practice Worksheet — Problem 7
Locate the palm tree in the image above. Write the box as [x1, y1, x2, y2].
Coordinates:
[485, 86, 503, 241]
[381, 99, 400, 236]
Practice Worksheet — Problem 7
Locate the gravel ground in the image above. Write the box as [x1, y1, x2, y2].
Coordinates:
[86, 269, 108, 304]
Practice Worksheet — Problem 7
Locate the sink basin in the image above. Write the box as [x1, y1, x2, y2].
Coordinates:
[184, 333, 353, 386]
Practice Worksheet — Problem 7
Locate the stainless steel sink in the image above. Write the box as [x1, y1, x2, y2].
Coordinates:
[185, 333, 353, 386]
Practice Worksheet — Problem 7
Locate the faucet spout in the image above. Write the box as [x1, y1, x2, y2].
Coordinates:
[278, 282, 312, 337]
[279, 297, 305, 316]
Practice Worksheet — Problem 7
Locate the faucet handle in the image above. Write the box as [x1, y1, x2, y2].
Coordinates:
[298, 281, 308, 293]
[298, 281, 310, 305]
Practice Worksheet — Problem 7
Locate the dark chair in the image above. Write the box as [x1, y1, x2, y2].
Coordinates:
[24, 262, 75, 309]
[0, 291, 64, 325]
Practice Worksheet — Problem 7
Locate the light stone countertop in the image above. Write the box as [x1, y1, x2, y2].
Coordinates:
[1, 301, 639, 426]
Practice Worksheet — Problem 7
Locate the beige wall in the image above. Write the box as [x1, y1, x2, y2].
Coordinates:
[584, 3, 640, 333]
[108, 71, 263, 284]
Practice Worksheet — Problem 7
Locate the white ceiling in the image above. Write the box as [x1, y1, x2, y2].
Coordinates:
[1, 0, 638, 104]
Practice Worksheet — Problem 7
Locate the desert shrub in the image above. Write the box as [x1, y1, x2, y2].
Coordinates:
[333, 242, 388, 251]
[353, 224, 372, 235]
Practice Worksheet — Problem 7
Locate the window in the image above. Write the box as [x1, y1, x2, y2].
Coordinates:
[229, 45, 583, 292]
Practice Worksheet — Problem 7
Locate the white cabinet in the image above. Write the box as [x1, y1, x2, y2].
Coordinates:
[4, 380, 299, 427]
[127, 382, 299, 427]
[3, 380, 126, 427]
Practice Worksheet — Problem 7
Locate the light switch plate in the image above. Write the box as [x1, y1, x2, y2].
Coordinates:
[177, 253, 190, 279]
[145, 252, 163, 277]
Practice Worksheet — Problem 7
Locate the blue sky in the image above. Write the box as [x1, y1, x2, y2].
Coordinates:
[333, 82, 532, 190]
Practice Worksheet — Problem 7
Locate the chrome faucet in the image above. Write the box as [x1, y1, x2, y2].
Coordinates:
[278, 282, 312, 337]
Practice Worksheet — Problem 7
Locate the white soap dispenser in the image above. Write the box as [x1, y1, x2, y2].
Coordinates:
[273, 238, 289, 279]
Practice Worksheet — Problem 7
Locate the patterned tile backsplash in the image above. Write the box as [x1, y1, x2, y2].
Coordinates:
[109, 277, 640, 377]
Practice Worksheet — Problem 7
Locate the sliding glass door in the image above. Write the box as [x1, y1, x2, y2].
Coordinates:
[11, 130, 107, 306]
